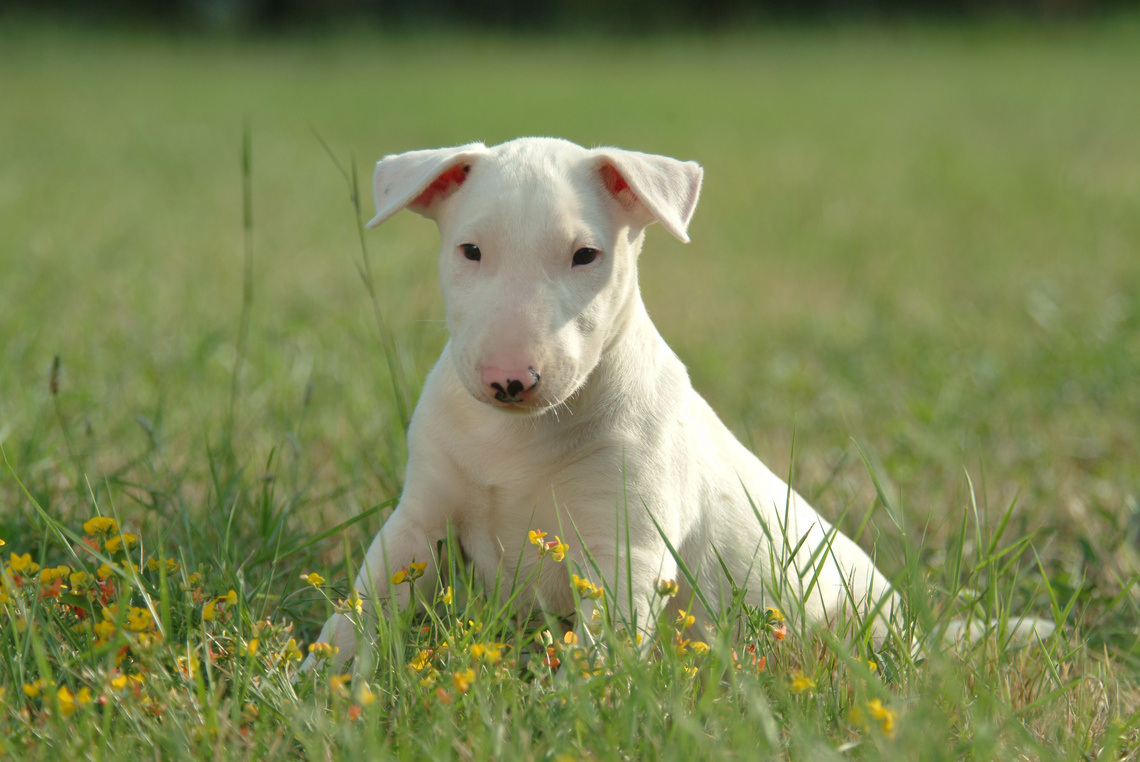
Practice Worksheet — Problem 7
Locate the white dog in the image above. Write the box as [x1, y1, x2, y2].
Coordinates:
[307, 136, 906, 672]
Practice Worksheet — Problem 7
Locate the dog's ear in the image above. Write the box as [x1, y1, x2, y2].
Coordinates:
[593, 149, 703, 243]
[366, 142, 487, 229]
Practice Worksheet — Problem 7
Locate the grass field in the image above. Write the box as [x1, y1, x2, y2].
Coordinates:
[1, 15, 1139, 759]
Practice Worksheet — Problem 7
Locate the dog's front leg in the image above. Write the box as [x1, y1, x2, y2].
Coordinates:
[301, 503, 444, 675]
[573, 544, 679, 655]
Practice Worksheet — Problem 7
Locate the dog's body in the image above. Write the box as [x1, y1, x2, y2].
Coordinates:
[308, 137, 899, 670]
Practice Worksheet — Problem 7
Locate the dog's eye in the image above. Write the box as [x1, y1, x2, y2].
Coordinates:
[572, 247, 598, 267]
[461, 244, 481, 262]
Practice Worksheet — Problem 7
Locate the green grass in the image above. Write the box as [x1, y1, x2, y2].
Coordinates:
[2, 15, 1139, 759]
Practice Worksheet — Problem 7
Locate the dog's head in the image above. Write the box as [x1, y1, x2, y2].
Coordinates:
[366, 137, 702, 415]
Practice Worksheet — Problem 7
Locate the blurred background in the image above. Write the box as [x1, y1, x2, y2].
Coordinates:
[4, 0, 1138, 30]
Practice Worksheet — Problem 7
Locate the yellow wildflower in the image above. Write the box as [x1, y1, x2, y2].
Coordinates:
[329, 674, 351, 698]
[104, 533, 138, 553]
[676, 610, 696, 630]
[202, 599, 218, 622]
[452, 668, 475, 694]
[789, 671, 816, 695]
[337, 589, 364, 616]
[308, 642, 338, 661]
[438, 586, 453, 605]
[94, 620, 116, 643]
[851, 698, 898, 738]
[409, 649, 433, 672]
[148, 558, 180, 575]
[766, 607, 785, 622]
[223, 589, 237, 605]
[96, 563, 114, 580]
[572, 574, 603, 600]
[655, 578, 680, 597]
[8, 553, 39, 575]
[126, 606, 154, 633]
[40, 565, 71, 584]
[689, 641, 710, 656]
[301, 572, 325, 587]
[355, 683, 376, 706]
[56, 686, 92, 717]
[408, 561, 427, 579]
[83, 517, 119, 536]
[69, 570, 90, 588]
[23, 680, 47, 698]
[547, 537, 568, 562]
[528, 529, 547, 547]
[245, 638, 259, 656]
[283, 638, 303, 662]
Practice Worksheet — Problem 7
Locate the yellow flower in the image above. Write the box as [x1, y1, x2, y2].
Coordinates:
[655, 578, 679, 597]
[572, 574, 603, 600]
[851, 698, 898, 738]
[562, 631, 579, 646]
[40, 565, 71, 584]
[283, 638, 303, 662]
[56, 686, 92, 717]
[547, 537, 568, 562]
[23, 679, 47, 698]
[177, 652, 200, 679]
[438, 586, 453, 605]
[202, 599, 218, 622]
[688, 641, 710, 656]
[83, 517, 119, 536]
[766, 607, 785, 622]
[452, 668, 475, 694]
[408, 649, 433, 672]
[789, 671, 816, 695]
[355, 683, 376, 706]
[408, 561, 427, 579]
[223, 589, 238, 605]
[96, 563, 114, 580]
[245, 638, 260, 657]
[8, 553, 39, 575]
[308, 642, 338, 661]
[528, 529, 547, 547]
[337, 589, 363, 616]
[469, 643, 503, 663]
[104, 534, 138, 553]
[126, 606, 154, 633]
[676, 610, 696, 630]
[93, 620, 116, 643]
[390, 569, 406, 585]
[148, 557, 180, 575]
[186, 571, 204, 587]
[301, 572, 325, 587]
[329, 674, 351, 698]
[69, 571, 90, 588]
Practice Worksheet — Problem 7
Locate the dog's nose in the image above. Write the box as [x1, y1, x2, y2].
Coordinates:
[482, 366, 540, 402]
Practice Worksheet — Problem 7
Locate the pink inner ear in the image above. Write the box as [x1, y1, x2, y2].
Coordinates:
[600, 163, 640, 210]
[600, 163, 630, 195]
[412, 164, 469, 210]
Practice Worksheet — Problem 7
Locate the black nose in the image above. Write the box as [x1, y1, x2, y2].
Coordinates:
[490, 369, 540, 402]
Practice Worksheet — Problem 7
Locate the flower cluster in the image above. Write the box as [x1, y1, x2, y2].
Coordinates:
[527, 529, 568, 562]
